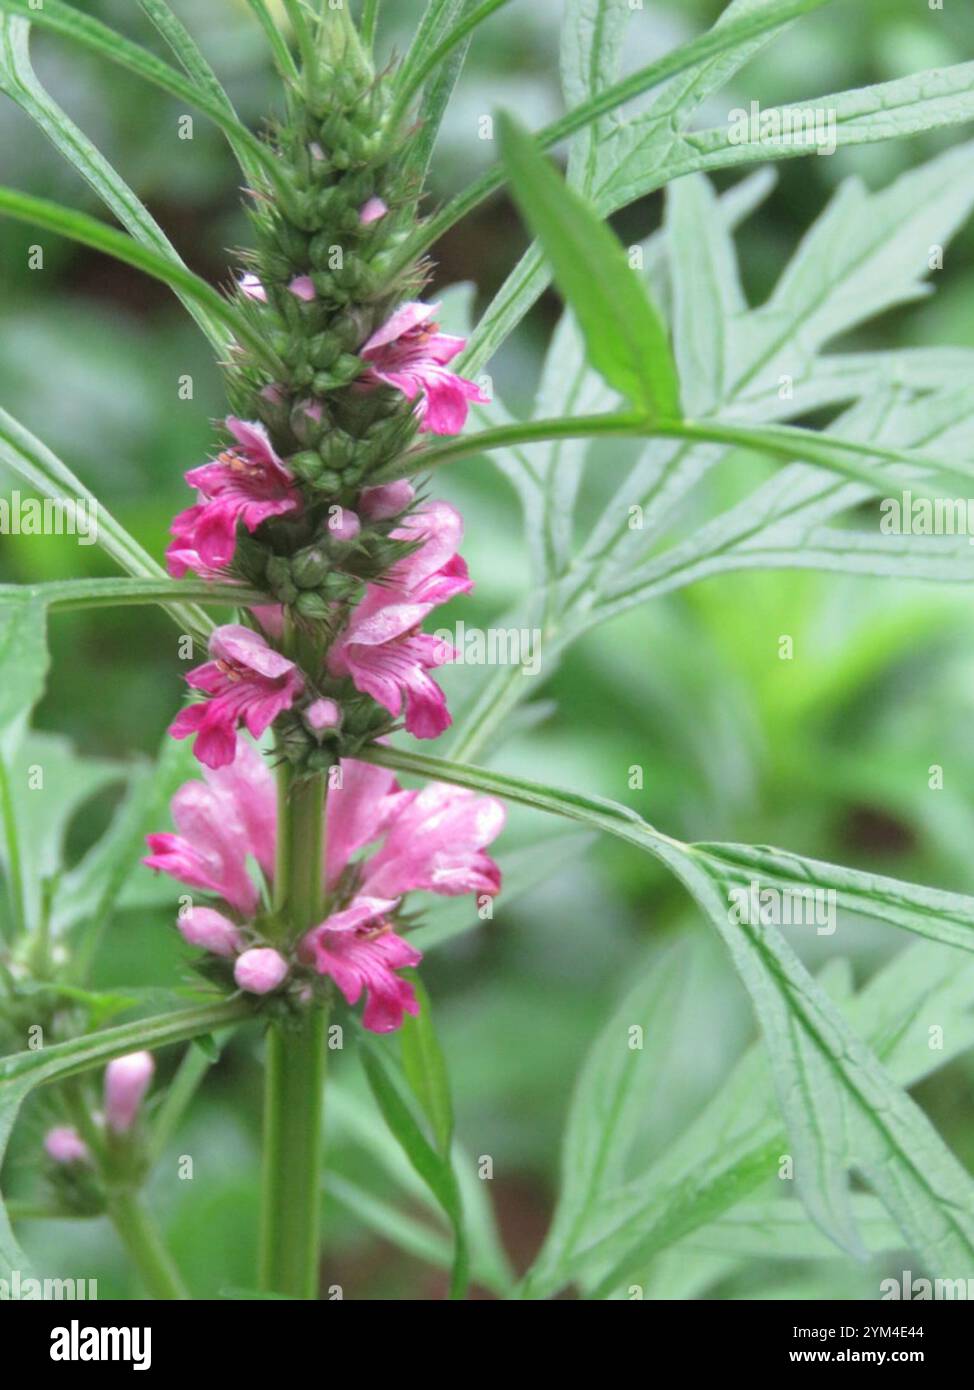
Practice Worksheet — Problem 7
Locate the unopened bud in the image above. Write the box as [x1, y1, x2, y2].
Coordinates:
[44, 1126, 89, 1165]
[234, 947, 289, 995]
[359, 196, 388, 225]
[328, 508, 361, 541]
[360, 480, 415, 520]
[178, 906, 243, 959]
[304, 698, 342, 735]
[289, 274, 317, 302]
[104, 1052, 155, 1134]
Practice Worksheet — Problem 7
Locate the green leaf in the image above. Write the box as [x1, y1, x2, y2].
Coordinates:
[560, 0, 633, 196]
[399, 973, 454, 1155]
[696, 840, 974, 956]
[136, 0, 264, 192]
[554, 939, 974, 1297]
[397, 0, 468, 95]
[407, 0, 834, 272]
[0, 16, 227, 352]
[360, 1038, 469, 1298]
[0, 186, 279, 374]
[0, 408, 213, 638]
[622, 63, 974, 204]
[328, 1171, 455, 1270]
[0, 577, 261, 615]
[0, 595, 47, 756]
[364, 744, 974, 1283]
[242, 0, 298, 80]
[393, 0, 510, 122]
[496, 113, 680, 420]
[532, 942, 693, 1289]
[452, 27, 974, 381]
[0, 0, 282, 189]
[327, 1080, 514, 1292]
[397, 0, 479, 185]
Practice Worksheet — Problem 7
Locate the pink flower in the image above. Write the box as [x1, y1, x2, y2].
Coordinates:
[145, 737, 275, 914]
[250, 603, 285, 640]
[361, 783, 505, 899]
[289, 274, 316, 301]
[104, 1052, 154, 1134]
[144, 736, 504, 1031]
[166, 417, 299, 577]
[360, 302, 489, 435]
[302, 900, 421, 1033]
[328, 501, 471, 738]
[44, 1126, 89, 1165]
[169, 625, 304, 770]
[178, 905, 244, 958]
[359, 196, 388, 225]
[239, 272, 267, 302]
[234, 947, 289, 995]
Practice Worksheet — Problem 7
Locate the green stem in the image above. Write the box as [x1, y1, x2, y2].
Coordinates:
[107, 1190, 189, 1300]
[258, 1006, 329, 1298]
[259, 763, 329, 1298]
[402, 412, 968, 499]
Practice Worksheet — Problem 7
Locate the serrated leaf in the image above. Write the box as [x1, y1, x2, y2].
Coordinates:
[365, 745, 974, 1291]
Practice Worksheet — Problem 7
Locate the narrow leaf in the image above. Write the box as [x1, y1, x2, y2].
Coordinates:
[496, 113, 680, 419]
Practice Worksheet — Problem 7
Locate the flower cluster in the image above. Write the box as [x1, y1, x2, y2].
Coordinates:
[145, 738, 504, 1031]
[150, 20, 501, 1035]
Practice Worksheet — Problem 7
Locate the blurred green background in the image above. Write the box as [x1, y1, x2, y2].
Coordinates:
[2, 0, 974, 1299]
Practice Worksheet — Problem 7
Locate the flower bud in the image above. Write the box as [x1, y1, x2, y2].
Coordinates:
[295, 590, 333, 619]
[289, 449, 325, 484]
[104, 1052, 155, 1134]
[44, 1126, 89, 1165]
[359, 196, 388, 226]
[291, 545, 331, 589]
[234, 947, 289, 995]
[178, 906, 243, 959]
[328, 508, 361, 542]
[360, 480, 415, 520]
[289, 274, 317, 302]
[238, 272, 266, 303]
[304, 698, 342, 735]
